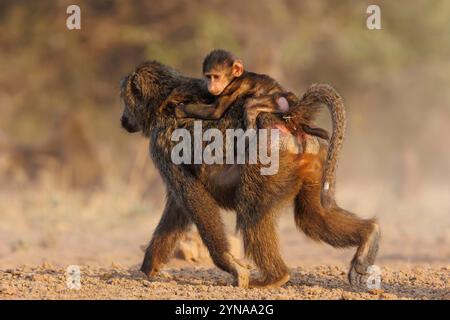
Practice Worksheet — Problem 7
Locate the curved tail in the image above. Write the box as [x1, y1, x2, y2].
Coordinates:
[291, 84, 347, 208]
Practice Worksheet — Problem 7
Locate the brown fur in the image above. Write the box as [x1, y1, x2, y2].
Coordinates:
[290, 85, 347, 209]
[295, 142, 380, 285]
[120, 60, 380, 288]
[176, 50, 341, 209]
[175, 49, 331, 143]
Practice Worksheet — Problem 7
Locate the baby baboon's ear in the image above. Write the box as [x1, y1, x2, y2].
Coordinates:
[232, 60, 244, 77]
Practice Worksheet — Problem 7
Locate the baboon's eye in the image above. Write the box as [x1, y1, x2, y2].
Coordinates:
[205, 74, 219, 81]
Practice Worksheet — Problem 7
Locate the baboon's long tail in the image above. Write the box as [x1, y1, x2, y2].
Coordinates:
[291, 84, 347, 208]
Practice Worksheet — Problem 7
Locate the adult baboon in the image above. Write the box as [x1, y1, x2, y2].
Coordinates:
[120, 61, 380, 288]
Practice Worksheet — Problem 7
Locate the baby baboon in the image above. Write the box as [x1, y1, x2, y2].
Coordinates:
[173, 49, 341, 208]
[120, 60, 380, 288]
[174, 50, 290, 123]
[175, 50, 325, 136]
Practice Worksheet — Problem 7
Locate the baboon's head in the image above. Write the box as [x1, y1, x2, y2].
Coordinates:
[120, 61, 178, 134]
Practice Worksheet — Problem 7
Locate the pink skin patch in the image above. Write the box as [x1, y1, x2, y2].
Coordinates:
[272, 124, 304, 154]
[273, 124, 298, 141]
[276, 97, 289, 113]
[274, 124, 290, 135]
[272, 124, 307, 145]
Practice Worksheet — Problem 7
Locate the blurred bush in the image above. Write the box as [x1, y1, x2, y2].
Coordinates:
[0, 0, 449, 195]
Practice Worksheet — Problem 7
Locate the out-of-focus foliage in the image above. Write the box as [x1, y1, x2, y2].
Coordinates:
[0, 0, 449, 191]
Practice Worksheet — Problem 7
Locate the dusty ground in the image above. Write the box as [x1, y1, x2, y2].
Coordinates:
[0, 182, 449, 300]
[0, 263, 448, 300]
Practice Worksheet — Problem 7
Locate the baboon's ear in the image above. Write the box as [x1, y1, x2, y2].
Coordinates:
[121, 73, 139, 108]
[131, 72, 154, 102]
[232, 60, 244, 77]
[131, 72, 142, 97]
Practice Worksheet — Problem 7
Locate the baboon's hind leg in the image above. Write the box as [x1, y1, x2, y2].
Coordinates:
[295, 182, 380, 287]
[348, 217, 380, 286]
[141, 195, 192, 277]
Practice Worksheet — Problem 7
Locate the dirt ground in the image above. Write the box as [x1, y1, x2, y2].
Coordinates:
[0, 263, 448, 300]
[0, 183, 449, 300]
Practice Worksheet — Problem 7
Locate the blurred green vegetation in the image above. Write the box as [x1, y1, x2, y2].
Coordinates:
[0, 0, 449, 188]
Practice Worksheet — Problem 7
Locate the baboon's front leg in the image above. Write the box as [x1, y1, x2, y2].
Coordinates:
[152, 158, 249, 288]
[141, 195, 191, 277]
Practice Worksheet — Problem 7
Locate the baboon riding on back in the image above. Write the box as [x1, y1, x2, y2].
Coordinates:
[120, 56, 380, 288]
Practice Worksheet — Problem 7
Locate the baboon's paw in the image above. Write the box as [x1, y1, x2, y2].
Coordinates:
[249, 273, 290, 289]
[233, 271, 250, 289]
[225, 253, 250, 288]
[233, 262, 250, 288]
[348, 223, 381, 287]
[348, 259, 370, 287]
[231, 267, 249, 288]
[140, 262, 160, 279]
